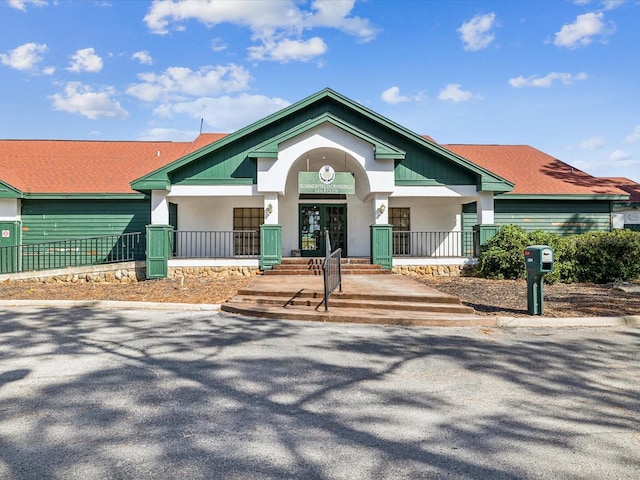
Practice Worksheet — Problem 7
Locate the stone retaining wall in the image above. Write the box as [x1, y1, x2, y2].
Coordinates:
[3, 263, 466, 283]
[168, 266, 260, 278]
[392, 264, 474, 277]
[1, 262, 146, 284]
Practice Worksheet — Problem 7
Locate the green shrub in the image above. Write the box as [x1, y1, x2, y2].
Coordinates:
[477, 225, 640, 284]
[477, 225, 529, 279]
[572, 229, 640, 283]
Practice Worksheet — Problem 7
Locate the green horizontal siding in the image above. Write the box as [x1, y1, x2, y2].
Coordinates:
[463, 200, 613, 234]
[21, 199, 150, 243]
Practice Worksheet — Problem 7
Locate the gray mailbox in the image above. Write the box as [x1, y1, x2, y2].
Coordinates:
[524, 245, 554, 315]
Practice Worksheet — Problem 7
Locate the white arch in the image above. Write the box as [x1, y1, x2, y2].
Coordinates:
[257, 122, 394, 196]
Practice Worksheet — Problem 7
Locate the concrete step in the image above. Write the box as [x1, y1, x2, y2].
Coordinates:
[221, 303, 489, 327]
[221, 274, 483, 327]
[281, 257, 371, 265]
[235, 287, 463, 305]
[264, 267, 390, 276]
[266, 258, 389, 276]
[230, 295, 475, 315]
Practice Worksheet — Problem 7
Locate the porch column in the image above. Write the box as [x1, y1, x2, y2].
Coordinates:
[147, 191, 172, 279]
[476, 191, 495, 225]
[474, 191, 499, 255]
[151, 190, 170, 224]
[374, 194, 389, 224]
[370, 193, 392, 269]
[263, 193, 279, 224]
[260, 192, 282, 270]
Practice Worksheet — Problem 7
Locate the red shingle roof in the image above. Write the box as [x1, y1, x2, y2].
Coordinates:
[0, 134, 225, 194]
[0, 134, 634, 198]
[443, 144, 629, 197]
[598, 177, 640, 203]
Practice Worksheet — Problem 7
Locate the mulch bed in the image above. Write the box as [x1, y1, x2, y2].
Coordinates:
[420, 276, 640, 318]
[1, 275, 639, 318]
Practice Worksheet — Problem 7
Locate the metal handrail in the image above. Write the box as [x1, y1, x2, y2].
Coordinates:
[322, 230, 342, 311]
[0, 232, 143, 275]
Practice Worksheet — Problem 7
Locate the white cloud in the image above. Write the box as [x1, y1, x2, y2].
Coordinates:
[7, 0, 47, 11]
[127, 64, 251, 102]
[132, 50, 153, 65]
[438, 83, 473, 103]
[602, 0, 625, 10]
[67, 48, 103, 73]
[49, 82, 128, 120]
[143, 0, 377, 63]
[210, 38, 227, 52]
[625, 125, 640, 144]
[0, 42, 48, 71]
[458, 13, 497, 51]
[578, 136, 606, 150]
[248, 36, 327, 62]
[554, 12, 613, 49]
[509, 72, 588, 88]
[153, 94, 290, 131]
[609, 149, 632, 161]
[381, 86, 410, 105]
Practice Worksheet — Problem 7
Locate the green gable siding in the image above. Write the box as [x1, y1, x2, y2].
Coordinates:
[462, 199, 613, 234]
[171, 148, 257, 185]
[21, 199, 150, 243]
[161, 95, 478, 188]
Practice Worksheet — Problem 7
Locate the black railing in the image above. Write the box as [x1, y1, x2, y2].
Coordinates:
[392, 231, 475, 257]
[0, 232, 143, 275]
[173, 230, 259, 258]
[322, 230, 342, 311]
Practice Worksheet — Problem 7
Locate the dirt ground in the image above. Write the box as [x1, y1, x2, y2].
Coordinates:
[1, 274, 639, 318]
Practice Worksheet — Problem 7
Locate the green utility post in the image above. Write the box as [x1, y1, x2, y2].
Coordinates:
[524, 245, 554, 315]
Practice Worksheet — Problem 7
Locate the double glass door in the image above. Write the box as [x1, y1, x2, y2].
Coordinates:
[299, 204, 346, 257]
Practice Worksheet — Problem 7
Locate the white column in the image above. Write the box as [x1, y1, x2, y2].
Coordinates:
[264, 192, 279, 225]
[151, 190, 170, 225]
[374, 193, 389, 224]
[476, 191, 495, 225]
[0, 199, 20, 220]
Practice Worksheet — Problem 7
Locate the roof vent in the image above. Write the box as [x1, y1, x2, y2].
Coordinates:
[157, 150, 160, 157]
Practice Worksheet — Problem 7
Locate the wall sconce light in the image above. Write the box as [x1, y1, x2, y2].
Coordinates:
[266, 203, 273, 215]
[379, 204, 386, 214]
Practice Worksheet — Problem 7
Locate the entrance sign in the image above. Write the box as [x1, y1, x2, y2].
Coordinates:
[299, 167, 355, 194]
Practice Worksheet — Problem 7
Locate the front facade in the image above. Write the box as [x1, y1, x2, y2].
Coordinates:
[0, 89, 635, 277]
[133, 89, 512, 272]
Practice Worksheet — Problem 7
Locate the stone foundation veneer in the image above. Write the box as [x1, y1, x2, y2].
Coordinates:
[2, 263, 463, 283]
[1, 262, 145, 284]
[392, 264, 474, 277]
[168, 266, 260, 278]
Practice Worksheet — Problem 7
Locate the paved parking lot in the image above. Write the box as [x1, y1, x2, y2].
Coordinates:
[0, 307, 639, 479]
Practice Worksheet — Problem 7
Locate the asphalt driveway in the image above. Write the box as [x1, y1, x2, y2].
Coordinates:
[0, 307, 638, 479]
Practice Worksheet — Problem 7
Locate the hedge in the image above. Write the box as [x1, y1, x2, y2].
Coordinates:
[477, 225, 640, 284]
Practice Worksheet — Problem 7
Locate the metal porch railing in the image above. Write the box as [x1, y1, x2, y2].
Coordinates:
[392, 231, 475, 258]
[0, 232, 143, 275]
[172, 230, 260, 258]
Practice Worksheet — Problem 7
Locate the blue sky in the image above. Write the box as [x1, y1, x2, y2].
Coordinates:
[1, 0, 639, 182]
